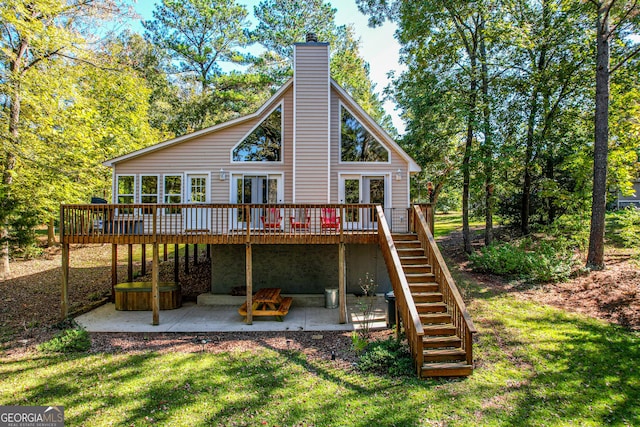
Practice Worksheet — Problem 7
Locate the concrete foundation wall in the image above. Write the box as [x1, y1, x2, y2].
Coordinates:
[210, 244, 391, 295]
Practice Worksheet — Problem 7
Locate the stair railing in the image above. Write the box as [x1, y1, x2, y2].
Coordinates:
[377, 206, 424, 375]
[411, 205, 477, 366]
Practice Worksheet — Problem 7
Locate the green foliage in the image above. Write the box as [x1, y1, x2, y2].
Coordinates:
[37, 327, 91, 354]
[469, 238, 575, 283]
[609, 207, 640, 248]
[356, 337, 414, 377]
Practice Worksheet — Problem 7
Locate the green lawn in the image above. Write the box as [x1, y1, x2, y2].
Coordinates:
[2, 280, 638, 426]
[433, 211, 484, 238]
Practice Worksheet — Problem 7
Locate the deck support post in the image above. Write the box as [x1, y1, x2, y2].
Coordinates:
[245, 242, 253, 325]
[163, 244, 168, 261]
[61, 243, 69, 319]
[174, 244, 179, 283]
[141, 244, 146, 276]
[151, 243, 160, 325]
[339, 242, 346, 324]
[185, 244, 189, 274]
[127, 244, 133, 282]
[194, 244, 198, 265]
[209, 245, 214, 292]
[111, 244, 117, 301]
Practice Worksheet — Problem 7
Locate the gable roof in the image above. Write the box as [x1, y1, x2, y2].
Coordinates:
[103, 76, 421, 173]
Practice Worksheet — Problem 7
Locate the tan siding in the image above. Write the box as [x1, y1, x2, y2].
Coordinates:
[294, 44, 330, 203]
[114, 87, 294, 204]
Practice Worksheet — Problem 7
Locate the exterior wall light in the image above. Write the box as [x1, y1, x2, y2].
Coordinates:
[395, 169, 402, 181]
[219, 169, 227, 181]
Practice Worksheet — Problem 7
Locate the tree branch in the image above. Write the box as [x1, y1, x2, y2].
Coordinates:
[611, 42, 640, 74]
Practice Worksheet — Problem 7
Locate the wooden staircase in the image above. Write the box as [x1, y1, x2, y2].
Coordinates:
[393, 234, 473, 377]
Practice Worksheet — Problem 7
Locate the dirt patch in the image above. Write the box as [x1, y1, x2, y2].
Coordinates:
[440, 229, 640, 331]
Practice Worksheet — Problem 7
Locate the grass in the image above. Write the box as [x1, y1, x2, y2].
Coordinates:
[433, 211, 484, 238]
[2, 282, 638, 426]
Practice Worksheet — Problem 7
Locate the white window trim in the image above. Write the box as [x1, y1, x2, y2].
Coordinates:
[163, 174, 184, 213]
[115, 174, 135, 203]
[338, 102, 391, 165]
[231, 102, 284, 164]
[338, 172, 390, 208]
[140, 174, 160, 204]
[184, 171, 211, 203]
[229, 171, 285, 204]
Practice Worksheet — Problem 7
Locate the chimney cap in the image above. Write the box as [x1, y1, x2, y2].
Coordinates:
[306, 32, 318, 43]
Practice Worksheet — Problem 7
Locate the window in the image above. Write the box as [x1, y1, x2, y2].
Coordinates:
[141, 175, 159, 214]
[116, 175, 134, 214]
[233, 106, 282, 162]
[341, 106, 389, 162]
[164, 175, 182, 214]
[141, 176, 159, 204]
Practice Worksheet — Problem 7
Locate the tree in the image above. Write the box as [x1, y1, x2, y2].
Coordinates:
[143, 0, 251, 93]
[0, 0, 133, 277]
[586, 0, 640, 270]
[253, 0, 392, 128]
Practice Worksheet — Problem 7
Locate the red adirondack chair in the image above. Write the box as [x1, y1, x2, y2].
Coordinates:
[261, 208, 282, 229]
[320, 207, 340, 230]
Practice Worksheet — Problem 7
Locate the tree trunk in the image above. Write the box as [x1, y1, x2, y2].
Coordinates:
[522, 88, 538, 236]
[479, 18, 493, 246]
[462, 58, 478, 255]
[587, 7, 610, 270]
[47, 218, 56, 247]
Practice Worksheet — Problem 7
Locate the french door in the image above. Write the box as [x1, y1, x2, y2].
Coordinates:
[340, 175, 386, 229]
[232, 174, 282, 228]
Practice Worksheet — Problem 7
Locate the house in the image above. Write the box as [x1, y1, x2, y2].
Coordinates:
[101, 36, 420, 297]
[59, 35, 475, 378]
[617, 179, 640, 208]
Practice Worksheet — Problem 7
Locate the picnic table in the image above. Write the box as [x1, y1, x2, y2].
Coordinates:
[238, 288, 293, 321]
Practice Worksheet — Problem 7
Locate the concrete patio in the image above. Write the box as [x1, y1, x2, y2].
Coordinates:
[76, 294, 390, 333]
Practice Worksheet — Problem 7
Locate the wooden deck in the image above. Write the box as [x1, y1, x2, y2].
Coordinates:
[59, 203, 478, 378]
[60, 203, 413, 245]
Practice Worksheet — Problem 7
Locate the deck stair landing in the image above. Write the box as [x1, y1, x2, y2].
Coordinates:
[393, 234, 473, 377]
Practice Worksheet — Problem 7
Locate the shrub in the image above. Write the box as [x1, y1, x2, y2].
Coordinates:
[611, 207, 640, 248]
[38, 327, 91, 353]
[357, 337, 414, 377]
[469, 238, 575, 283]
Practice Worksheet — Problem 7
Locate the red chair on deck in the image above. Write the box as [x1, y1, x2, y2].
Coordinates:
[289, 208, 311, 230]
[320, 208, 340, 230]
[261, 208, 283, 229]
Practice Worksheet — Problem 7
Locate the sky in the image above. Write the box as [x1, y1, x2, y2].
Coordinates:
[129, 0, 405, 134]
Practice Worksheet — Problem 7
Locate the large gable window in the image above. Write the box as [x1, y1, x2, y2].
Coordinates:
[341, 106, 389, 162]
[233, 106, 282, 162]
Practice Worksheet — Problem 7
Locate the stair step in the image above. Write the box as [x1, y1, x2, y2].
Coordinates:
[403, 264, 432, 274]
[413, 293, 444, 304]
[396, 248, 425, 257]
[406, 273, 436, 283]
[422, 336, 462, 348]
[420, 312, 452, 324]
[421, 362, 473, 377]
[422, 323, 457, 335]
[394, 241, 422, 249]
[400, 256, 429, 265]
[414, 302, 448, 313]
[423, 348, 467, 362]
[391, 234, 418, 241]
[409, 282, 439, 293]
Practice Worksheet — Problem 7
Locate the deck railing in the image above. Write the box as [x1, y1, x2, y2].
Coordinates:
[377, 206, 425, 375]
[60, 203, 412, 244]
[411, 205, 476, 366]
